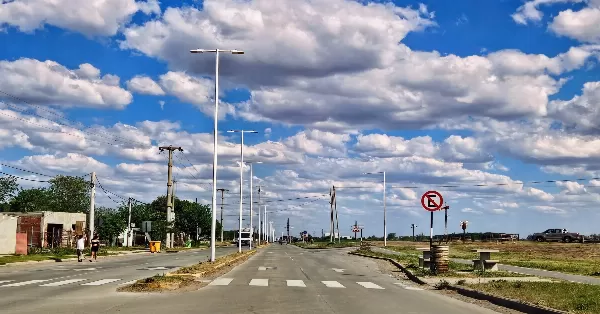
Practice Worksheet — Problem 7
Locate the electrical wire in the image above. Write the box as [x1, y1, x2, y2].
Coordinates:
[0, 171, 49, 183]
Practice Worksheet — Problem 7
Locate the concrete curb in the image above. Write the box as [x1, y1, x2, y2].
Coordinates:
[446, 285, 568, 314]
[350, 251, 567, 314]
[348, 251, 427, 285]
[167, 250, 257, 278]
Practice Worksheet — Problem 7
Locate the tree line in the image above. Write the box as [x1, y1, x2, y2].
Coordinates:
[0, 175, 220, 246]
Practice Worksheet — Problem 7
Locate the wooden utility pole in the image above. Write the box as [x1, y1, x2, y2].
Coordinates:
[334, 186, 340, 243]
[159, 145, 183, 248]
[217, 188, 228, 242]
[329, 187, 334, 243]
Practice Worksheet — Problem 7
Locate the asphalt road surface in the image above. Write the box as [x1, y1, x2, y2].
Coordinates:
[1, 245, 501, 314]
[0, 247, 237, 312]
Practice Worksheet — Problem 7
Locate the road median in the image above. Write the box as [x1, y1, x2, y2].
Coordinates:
[118, 249, 257, 293]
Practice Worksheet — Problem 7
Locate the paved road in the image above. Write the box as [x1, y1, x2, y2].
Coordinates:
[0, 247, 238, 312]
[3, 244, 499, 314]
[373, 247, 600, 285]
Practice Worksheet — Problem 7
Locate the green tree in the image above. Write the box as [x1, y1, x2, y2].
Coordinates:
[387, 232, 397, 240]
[174, 200, 211, 238]
[9, 188, 52, 212]
[48, 175, 90, 213]
[96, 206, 127, 245]
[0, 176, 18, 204]
[0, 176, 19, 211]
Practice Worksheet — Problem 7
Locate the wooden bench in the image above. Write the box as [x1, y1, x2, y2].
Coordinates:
[471, 249, 499, 271]
[417, 247, 431, 268]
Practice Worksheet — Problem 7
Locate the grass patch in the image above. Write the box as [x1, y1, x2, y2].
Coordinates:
[353, 248, 528, 278]
[465, 281, 600, 314]
[382, 241, 600, 277]
[120, 274, 194, 292]
[174, 250, 254, 275]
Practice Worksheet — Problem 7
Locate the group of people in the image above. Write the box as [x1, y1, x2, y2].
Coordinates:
[76, 234, 100, 262]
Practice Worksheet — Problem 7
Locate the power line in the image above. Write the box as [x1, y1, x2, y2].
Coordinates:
[0, 163, 55, 177]
[0, 171, 49, 183]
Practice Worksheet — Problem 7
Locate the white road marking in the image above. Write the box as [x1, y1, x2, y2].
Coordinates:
[286, 280, 306, 287]
[322, 281, 345, 288]
[405, 286, 424, 291]
[258, 266, 267, 270]
[357, 282, 385, 289]
[209, 278, 234, 286]
[267, 252, 273, 254]
[249, 279, 269, 286]
[74, 268, 97, 271]
[2, 280, 50, 287]
[332, 268, 345, 273]
[119, 280, 138, 286]
[145, 267, 169, 270]
[0, 280, 14, 284]
[81, 279, 121, 286]
[40, 279, 87, 287]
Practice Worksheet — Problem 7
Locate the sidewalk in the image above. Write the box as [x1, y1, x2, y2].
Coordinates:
[372, 247, 600, 285]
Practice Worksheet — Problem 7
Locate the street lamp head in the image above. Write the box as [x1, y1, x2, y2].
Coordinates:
[190, 49, 207, 53]
[227, 130, 238, 133]
[231, 49, 245, 54]
[246, 130, 258, 133]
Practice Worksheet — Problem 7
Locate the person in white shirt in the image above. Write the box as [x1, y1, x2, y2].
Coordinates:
[76, 235, 85, 262]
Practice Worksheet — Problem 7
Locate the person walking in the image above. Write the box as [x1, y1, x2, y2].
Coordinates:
[90, 234, 100, 262]
[76, 235, 85, 262]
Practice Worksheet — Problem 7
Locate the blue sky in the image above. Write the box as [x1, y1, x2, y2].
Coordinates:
[1, 0, 600, 237]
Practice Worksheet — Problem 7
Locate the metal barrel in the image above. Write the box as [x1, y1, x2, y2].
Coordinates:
[432, 245, 449, 273]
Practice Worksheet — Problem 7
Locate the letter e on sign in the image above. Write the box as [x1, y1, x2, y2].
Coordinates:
[421, 191, 443, 212]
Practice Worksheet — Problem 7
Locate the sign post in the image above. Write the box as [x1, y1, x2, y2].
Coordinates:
[421, 191, 444, 273]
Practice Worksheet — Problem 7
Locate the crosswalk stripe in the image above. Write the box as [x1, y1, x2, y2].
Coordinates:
[321, 281, 345, 288]
[40, 279, 87, 287]
[209, 278, 234, 286]
[81, 279, 121, 286]
[119, 280, 138, 286]
[357, 282, 384, 289]
[2, 280, 50, 287]
[286, 280, 306, 287]
[249, 279, 269, 286]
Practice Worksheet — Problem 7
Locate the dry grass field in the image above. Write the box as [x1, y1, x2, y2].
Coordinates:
[374, 240, 600, 276]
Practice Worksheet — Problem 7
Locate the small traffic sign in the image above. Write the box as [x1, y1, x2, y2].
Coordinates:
[421, 191, 444, 212]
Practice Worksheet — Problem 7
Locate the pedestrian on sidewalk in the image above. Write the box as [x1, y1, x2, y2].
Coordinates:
[90, 234, 100, 262]
[76, 235, 85, 262]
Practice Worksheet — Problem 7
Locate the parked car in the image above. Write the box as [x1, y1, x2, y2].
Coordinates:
[532, 228, 584, 243]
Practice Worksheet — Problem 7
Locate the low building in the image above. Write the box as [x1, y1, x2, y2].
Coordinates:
[3, 211, 87, 248]
[0, 214, 18, 254]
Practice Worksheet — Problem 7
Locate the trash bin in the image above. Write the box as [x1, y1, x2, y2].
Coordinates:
[185, 240, 192, 248]
[149, 241, 161, 253]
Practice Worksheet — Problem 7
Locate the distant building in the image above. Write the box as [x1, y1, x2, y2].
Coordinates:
[2, 211, 87, 248]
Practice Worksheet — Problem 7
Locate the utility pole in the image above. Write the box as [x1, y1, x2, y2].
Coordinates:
[159, 145, 183, 249]
[411, 224, 417, 242]
[217, 188, 228, 242]
[354, 220, 358, 240]
[171, 180, 177, 248]
[443, 204, 450, 243]
[88, 172, 96, 245]
[329, 187, 334, 242]
[126, 197, 132, 247]
[287, 218, 290, 243]
[195, 198, 200, 241]
[334, 186, 340, 243]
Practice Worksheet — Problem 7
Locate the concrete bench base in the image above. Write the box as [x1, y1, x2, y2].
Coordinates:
[418, 257, 431, 268]
[472, 259, 499, 271]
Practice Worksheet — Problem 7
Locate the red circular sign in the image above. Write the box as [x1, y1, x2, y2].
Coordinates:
[421, 191, 444, 212]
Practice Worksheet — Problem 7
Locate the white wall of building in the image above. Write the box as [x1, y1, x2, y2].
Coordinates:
[0, 214, 18, 254]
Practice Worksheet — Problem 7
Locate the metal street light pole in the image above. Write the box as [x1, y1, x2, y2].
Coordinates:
[244, 161, 262, 249]
[190, 48, 244, 262]
[228, 130, 257, 253]
[363, 171, 386, 246]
